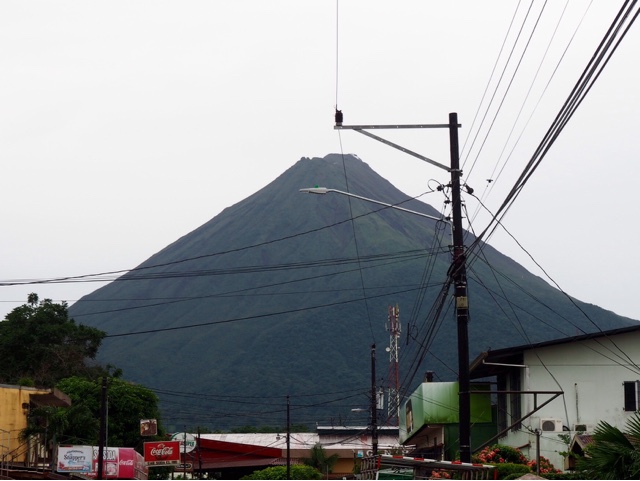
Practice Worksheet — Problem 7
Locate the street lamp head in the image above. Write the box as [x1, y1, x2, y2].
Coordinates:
[299, 187, 329, 195]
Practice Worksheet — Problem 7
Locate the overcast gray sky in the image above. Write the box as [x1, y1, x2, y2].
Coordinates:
[2, 1, 639, 322]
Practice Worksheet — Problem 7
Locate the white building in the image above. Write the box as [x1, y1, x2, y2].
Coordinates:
[469, 324, 640, 470]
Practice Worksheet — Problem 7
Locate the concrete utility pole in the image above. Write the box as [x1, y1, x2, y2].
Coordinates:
[335, 113, 471, 463]
[447, 112, 471, 463]
[370, 344, 378, 456]
[97, 377, 107, 480]
[286, 395, 291, 480]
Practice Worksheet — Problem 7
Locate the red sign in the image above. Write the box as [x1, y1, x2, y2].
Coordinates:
[86, 447, 148, 479]
[144, 441, 181, 466]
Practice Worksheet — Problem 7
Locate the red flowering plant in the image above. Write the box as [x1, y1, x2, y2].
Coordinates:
[430, 469, 452, 479]
[472, 444, 561, 477]
[527, 456, 561, 475]
[472, 444, 528, 465]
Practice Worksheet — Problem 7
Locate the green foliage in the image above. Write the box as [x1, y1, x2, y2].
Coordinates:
[493, 463, 531, 479]
[241, 464, 322, 480]
[576, 413, 640, 479]
[0, 294, 106, 386]
[21, 376, 164, 448]
[302, 442, 339, 474]
[17, 377, 35, 387]
[54, 376, 164, 447]
[541, 473, 584, 480]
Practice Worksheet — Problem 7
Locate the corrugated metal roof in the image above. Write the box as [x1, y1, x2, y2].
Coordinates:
[200, 431, 400, 452]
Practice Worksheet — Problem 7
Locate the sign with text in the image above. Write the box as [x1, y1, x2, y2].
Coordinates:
[89, 446, 147, 479]
[170, 432, 196, 453]
[56, 445, 93, 473]
[144, 441, 181, 466]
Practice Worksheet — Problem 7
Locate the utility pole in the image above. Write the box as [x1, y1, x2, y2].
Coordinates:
[97, 377, 107, 480]
[448, 112, 471, 463]
[335, 112, 471, 462]
[370, 344, 378, 456]
[286, 395, 291, 480]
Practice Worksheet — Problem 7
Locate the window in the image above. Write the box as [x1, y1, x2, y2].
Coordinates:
[623, 381, 640, 411]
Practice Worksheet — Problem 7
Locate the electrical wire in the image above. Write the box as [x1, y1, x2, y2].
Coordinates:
[471, 0, 594, 224]
[461, 0, 537, 172]
[465, 0, 550, 181]
[470, 1, 640, 254]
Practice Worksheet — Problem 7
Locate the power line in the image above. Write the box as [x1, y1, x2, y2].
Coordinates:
[470, 1, 640, 253]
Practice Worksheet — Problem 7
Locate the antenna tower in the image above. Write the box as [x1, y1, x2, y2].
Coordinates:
[386, 305, 401, 425]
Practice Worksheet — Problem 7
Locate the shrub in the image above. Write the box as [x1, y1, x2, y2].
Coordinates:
[528, 456, 561, 475]
[494, 463, 531, 479]
[473, 444, 528, 464]
[241, 465, 322, 480]
[472, 444, 561, 478]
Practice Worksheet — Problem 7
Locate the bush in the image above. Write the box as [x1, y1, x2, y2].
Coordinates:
[542, 472, 584, 480]
[528, 456, 561, 475]
[473, 444, 528, 464]
[241, 465, 323, 480]
[472, 444, 561, 479]
[494, 463, 531, 479]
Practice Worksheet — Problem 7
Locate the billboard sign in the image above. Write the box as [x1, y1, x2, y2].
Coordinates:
[56, 445, 93, 473]
[170, 432, 196, 453]
[140, 419, 158, 436]
[92, 446, 120, 478]
[144, 441, 181, 466]
[87, 447, 148, 479]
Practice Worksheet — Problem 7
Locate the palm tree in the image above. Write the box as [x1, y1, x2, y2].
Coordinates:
[577, 412, 640, 479]
[302, 443, 340, 478]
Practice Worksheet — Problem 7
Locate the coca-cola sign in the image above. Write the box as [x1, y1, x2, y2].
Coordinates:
[144, 441, 181, 466]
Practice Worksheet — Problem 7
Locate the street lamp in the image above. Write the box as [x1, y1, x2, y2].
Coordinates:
[299, 187, 452, 244]
[301, 186, 453, 458]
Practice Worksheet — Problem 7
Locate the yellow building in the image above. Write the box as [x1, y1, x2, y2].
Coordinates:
[0, 383, 70, 467]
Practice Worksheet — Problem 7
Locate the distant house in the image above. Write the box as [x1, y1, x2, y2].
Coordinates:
[469, 324, 640, 470]
[193, 426, 400, 479]
[0, 383, 71, 468]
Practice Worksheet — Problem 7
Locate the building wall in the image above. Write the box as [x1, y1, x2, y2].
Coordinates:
[399, 382, 492, 445]
[0, 384, 55, 464]
[498, 330, 640, 471]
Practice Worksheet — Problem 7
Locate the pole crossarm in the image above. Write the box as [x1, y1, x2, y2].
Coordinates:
[299, 188, 447, 223]
[299, 187, 454, 248]
[355, 129, 450, 171]
[334, 123, 461, 172]
[335, 124, 457, 129]
[334, 123, 459, 172]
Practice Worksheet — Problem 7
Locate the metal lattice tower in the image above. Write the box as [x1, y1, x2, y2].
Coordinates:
[385, 305, 401, 425]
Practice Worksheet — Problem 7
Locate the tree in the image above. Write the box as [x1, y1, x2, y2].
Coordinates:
[60, 376, 164, 447]
[302, 442, 340, 475]
[22, 375, 165, 449]
[0, 294, 106, 386]
[241, 465, 322, 480]
[577, 413, 640, 479]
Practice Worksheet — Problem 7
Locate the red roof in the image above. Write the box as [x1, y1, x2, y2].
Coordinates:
[186, 437, 283, 470]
